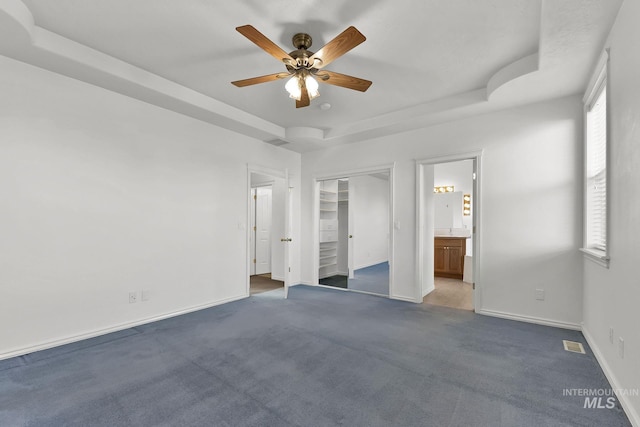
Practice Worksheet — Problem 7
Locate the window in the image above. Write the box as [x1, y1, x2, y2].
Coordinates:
[582, 52, 609, 266]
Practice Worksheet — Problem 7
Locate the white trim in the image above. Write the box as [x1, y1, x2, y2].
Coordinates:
[247, 163, 286, 179]
[314, 163, 395, 181]
[0, 294, 247, 361]
[314, 283, 349, 292]
[477, 309, 582, 330]
[391, 294, 421, 303]
[582, 50, 610, 263]
[354, 259, 388, 271]
[583, 49, 609, 105]
[415, 150, 484, 166]
[422, 283, 435, 298]
[580, 247, 610, 268]
[583, 326, 640, 427]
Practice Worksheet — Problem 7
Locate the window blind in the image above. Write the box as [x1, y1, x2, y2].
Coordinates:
[585, 85, 607, 252]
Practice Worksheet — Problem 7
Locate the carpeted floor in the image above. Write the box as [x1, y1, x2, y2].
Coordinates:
[0, 286, 631, 426]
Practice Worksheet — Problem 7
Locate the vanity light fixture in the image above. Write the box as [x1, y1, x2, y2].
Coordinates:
[463, 193, 471, 216]
[434, 185, 454, 193]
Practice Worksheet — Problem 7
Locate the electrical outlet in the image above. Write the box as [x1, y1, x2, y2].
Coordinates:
[129, 291, 137, 304]
[619, 337, 624, 359]
[609, 327, 614, 344]
[535, 289, 545, 301]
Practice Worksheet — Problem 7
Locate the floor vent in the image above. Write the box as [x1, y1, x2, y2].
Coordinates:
[563, 340, 586, 354]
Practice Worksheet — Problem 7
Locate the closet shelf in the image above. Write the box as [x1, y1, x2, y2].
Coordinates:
[319, 262, 337, 268]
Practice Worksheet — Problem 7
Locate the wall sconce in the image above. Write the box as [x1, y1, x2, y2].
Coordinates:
[434, 185, 454, 193]
[463, 193, 471, 216]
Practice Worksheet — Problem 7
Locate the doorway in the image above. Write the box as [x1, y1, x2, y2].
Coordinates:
[248, 169, 291, 296]
[315, 167, 393, 297]
[417, 152, 481, 310]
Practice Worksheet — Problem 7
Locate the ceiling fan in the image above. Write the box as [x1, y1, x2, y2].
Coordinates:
[231, 25, 372, 108]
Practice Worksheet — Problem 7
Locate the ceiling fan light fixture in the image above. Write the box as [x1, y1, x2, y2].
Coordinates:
[285, 75, 302, 100]
[285, 74, 320, 101]
[305, 75, 320, 100]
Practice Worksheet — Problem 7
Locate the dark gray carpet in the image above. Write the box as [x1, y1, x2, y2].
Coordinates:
[0, 286, 631, 427]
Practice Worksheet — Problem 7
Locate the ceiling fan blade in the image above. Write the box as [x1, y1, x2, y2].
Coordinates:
[296, 84, 310, 108]
[308, 26, 366, 69]
[316, 71, 372, 92]
[236, 25, 295, 64]
[231, 73, 290, 87]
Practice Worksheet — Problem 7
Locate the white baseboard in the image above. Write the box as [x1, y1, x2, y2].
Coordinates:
[315, 284, 349, 292]
[422, 283, 435, 298]
[0, 294, 248, 361]
[271, 274, 284, 282]
[354, 259, 388, 271]
[390, 294, 422, 303]
[476, 309, 582, 330]
[582, 326, 640, 427]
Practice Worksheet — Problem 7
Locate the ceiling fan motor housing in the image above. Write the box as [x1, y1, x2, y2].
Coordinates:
[288, 33, 315, 69]
[292, 33, 312, 50]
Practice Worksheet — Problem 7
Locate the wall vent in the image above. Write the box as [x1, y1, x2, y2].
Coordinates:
[563, 340, 586, 354]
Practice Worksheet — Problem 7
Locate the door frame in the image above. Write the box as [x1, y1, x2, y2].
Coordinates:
[416, 151, 483, 309]
[313, 163, 395, 298]
[246, 164, 292, 298]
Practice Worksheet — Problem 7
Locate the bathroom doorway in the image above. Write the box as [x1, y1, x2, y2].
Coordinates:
[417, 152, 481, 310]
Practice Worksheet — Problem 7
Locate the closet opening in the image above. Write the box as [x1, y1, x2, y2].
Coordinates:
[315, 166, 394, 298]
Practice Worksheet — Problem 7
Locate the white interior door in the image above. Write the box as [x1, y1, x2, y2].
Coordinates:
[284, 170, 292, 298]
[347, 183, 355, 279]
[255, 186, 272, 275]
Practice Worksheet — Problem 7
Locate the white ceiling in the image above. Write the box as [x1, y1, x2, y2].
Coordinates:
[0, 0, 622, 152]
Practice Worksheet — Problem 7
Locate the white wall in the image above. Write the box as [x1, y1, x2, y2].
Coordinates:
[0, 56, 301, 358]
[270, 177, 286, 281]
[350, 175, 390, 269]
[302, 95, 584, 325]
[582, 0, 640, 423]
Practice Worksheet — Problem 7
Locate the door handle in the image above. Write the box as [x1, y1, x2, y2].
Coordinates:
[280, 238, 292, 242]
[349, 235, 353, 238]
